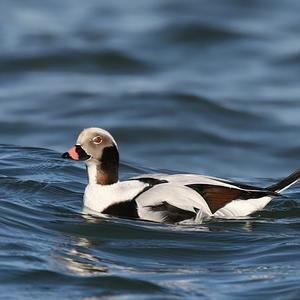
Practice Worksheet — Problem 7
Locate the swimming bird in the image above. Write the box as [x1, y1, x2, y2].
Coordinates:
[62, 127, 300, 224]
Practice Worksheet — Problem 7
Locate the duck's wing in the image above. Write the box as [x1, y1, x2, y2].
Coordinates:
[132, 175, 278, 223]
[132, 173, 267, 190]
[135, 183, 212, 223]
[186, 183, 276, 218]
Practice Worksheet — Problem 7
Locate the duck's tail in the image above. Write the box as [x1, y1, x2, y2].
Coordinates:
[267, 169, 300, 193]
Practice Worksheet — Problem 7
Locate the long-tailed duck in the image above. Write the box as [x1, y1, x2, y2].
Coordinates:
[62, 127, 300, 223]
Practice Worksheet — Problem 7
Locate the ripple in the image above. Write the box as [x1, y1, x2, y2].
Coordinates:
[2, 269, 165, 294]
[0, 145, 300, 300]
[1, 0, 300, 297]
[0, 49, 154, 74]
[161, 21, 246, 45]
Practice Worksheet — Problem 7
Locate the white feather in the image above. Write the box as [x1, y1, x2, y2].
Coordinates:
[213, 196, 272, 218]
[135, 183, 212, 223]
[83, 180, 146, 212]
[133, 173, 252, 190]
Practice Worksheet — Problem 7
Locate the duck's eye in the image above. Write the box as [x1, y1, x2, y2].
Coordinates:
[92, 136, 103, 144]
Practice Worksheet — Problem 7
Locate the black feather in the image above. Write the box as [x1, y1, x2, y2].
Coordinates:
[146, 201, 197, 224]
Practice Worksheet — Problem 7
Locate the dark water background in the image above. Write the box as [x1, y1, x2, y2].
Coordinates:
[1, 0, 300, 299]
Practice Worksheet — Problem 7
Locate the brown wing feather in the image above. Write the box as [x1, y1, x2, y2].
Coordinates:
[187, 184, 275, 214]
[198, 187, 242, 213]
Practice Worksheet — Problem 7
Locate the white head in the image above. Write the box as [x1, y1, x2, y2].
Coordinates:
[62, 127, 119, 185]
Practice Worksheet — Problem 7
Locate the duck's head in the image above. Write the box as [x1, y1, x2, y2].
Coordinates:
[62, 127, 119, 185]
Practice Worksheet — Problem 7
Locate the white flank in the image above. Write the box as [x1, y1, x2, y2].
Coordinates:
[214, 196, 273, 218]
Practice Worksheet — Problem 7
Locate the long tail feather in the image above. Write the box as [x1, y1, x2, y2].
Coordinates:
[267, 169, 300, 193]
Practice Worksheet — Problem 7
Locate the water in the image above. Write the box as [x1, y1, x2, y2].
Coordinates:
[1, 0, 300, 299]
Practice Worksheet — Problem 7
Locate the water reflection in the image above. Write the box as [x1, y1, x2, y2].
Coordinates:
[59, 236, 108, 277]
[55, 198, 297, 281]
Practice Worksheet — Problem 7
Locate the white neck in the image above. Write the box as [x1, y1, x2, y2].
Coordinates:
[86, 161, 98, 185]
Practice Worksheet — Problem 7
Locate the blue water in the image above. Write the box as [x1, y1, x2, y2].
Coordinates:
[1, 0, 300, 299]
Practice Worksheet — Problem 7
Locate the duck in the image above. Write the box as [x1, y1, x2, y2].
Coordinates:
[62, 127, 300, 224]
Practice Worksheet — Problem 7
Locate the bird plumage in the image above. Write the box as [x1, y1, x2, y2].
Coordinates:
[62, 127, 300, 224]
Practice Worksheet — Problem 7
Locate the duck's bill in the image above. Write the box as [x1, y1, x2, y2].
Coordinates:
[62, 145, 91, 161]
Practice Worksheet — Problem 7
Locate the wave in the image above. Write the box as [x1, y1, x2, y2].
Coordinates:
[160, 21, 246, 45]
[0, 145, 299, 299]
[0, 49, 153, 74]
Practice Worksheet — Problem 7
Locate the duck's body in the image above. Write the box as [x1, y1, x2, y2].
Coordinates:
[63, 127, 300, 224]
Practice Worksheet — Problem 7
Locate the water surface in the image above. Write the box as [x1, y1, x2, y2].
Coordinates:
[1, 0, 300, 299]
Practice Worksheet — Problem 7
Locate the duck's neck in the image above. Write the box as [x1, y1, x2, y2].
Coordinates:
[86, 145, 119, 185]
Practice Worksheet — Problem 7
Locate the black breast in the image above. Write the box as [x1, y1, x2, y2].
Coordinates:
[102, 177, 168, 220]
[102, 200, 139, 219]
